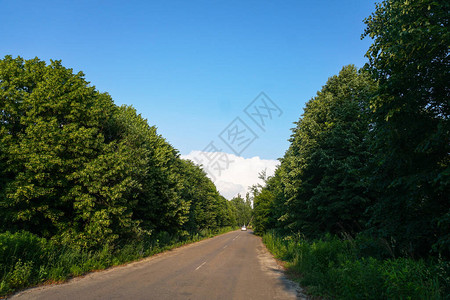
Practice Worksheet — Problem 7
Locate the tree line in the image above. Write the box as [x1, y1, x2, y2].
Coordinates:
[253, 0, 449, 258]
[0, 56, 248, 249]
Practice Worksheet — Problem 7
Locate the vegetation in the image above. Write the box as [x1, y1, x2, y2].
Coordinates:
[0, 227, 236, 295]
[253, 0, 449, 298]
[362, 0, 449, 257]
[0, 55, 247, 296]
[263, 231, 449, 299]
[1, 0, 448, 298]
[229, 194, 252, 227]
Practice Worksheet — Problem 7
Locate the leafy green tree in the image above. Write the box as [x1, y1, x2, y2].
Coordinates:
[216, 195, 235, 228]
[0, 56, 146, 247]
[0, 55, 236, 250]
[282, 65, 377, 238]
[252, 168, 286, 235]
[178, 159, 237, 231]
[0, 143, 7, 229]
[113, 105, 190, 236]
[230, 194, 252, 227]
[179, 159, 221, 232]
[363, 0, 449, 256]
[226, 198, 238, 227]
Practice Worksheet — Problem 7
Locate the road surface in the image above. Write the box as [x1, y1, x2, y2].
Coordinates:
[11, 230, 302, 300]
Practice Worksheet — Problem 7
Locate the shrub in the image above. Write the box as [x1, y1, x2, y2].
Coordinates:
[336, 257, 385, 299]
[262, 231, 448, 299]
[8, 259, 34, 289]
[381, 258, 442, 299]
[354, 233, 393, 260]
[0, 231, 47, 272]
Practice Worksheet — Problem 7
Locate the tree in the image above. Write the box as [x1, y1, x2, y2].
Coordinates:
[229, 194, 252, 227]
[179, 159, 222, 232]
[252, 168, 286, 234]
[0, 55, 237, 249]
[282, 65, 377, 238]
[215, 195, 235, 228]
[114, 105, 190, 235]
[0, 56, 143, 247]
[363, 0, 449, 256]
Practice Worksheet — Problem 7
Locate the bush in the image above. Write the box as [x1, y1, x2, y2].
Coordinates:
[0, 231, 47, 272]
[262, 231, 448, 299]
[8, 260, 34, 289]
[353, 233, 393, 260]
[381, 258, 442, 299]
[291, 235, 354, 297]
[336, 257, 385, 299]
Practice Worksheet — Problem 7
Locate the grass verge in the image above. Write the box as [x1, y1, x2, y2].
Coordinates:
[262, 231, 450, 299]
[0, 227, 237, 297]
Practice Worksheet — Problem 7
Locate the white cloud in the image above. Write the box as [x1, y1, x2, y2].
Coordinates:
[180, 151, 279, 199]
[214, 181, 245, 200]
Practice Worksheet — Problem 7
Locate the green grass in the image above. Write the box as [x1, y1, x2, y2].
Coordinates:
[262, 231, 449, 299]
[0, 227, 237, 297]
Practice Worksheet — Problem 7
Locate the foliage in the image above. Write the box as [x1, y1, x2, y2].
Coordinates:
[0, 55, 240, 296]
[275, 65, 377, 239]
[0, 56, 140, 247]
[263, 231, 448, 299]
[0, 227, 237, 296]
[254, 2, 449, 296]
[229, 194, 252, 227]
[0, 231, 47, 270]
[252, 168, 287, 235]
[179, 159, 235, 232]
[254, 0, 448, 262]
[362, 0, 450, 257]
[1, 0, 449, 295]
[0, 55, 234, 251]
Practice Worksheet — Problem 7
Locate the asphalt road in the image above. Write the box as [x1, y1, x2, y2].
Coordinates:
[11, 230, 301, 300]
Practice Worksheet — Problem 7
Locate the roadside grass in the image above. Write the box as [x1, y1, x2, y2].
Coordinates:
[0, 227, 237, 297]
[262, 231, 450, 299]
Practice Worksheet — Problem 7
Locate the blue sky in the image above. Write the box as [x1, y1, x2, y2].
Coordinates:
[1, 0, 376, 160]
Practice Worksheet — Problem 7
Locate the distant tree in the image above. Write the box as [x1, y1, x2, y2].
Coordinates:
[230, 194, 252, 227]
[363, 0, 449, 256]
[216, 195, 235, 228]
[179, 159, 222, 232]
[252, 168, 286, 235]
